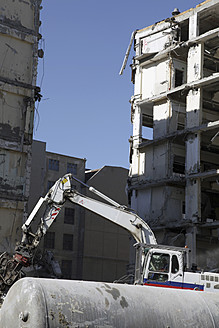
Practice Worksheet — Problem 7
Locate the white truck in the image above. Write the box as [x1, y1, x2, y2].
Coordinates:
[0, 173, 218, 295]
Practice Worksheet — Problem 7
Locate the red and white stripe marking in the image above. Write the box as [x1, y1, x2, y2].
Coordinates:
[51, 207, 61, 219]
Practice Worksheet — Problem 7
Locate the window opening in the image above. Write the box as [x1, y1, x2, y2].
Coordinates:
[64, 207, 75, 225]
[47, 180, 55, 192]
[61, 260, 72, 279]
[182, 201, 185, 215]
[179, 19, 189, 42]
[67, 163, 77, 175]
[63, 234, 73, 251]
[199, 12, 219, 36]
[142, 126, 153, 140]
[173, 156, 185, 174]
[175, 69, 184, 87]
[44, 232, 55, 249]
[48, 159, 59, 171]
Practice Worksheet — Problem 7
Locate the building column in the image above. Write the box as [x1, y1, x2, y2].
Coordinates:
[185, 226, 197, 266]
[131, 105, 142, 176]
[185, 14, 203, 263]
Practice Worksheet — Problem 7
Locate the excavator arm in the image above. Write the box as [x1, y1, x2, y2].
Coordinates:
[66, 186, 156, 245]
[0, 176, 69, 293]
[0, 173, 156, 294]
[23, 173, 157, 246]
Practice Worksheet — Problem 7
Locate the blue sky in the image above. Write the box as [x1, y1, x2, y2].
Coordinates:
[35, 0, 201, 169]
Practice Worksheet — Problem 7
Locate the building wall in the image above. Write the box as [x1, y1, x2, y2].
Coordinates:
[128, 0, 219, 269]
[28, 140, 86, 279]
[0, 0, 42, 252]
[28, 140, 46, 212]
[29, 144, 129, 282]
[83, 166, 130, 282]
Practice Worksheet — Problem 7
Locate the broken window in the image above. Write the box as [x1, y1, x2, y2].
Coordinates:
[64, 207, 75, 225]
[61, 260, 72, 279]
[67, 163, 77, 175]
[63, 234, 73, 251]
[131, 66, 136, 84]
[177, 112, 186, 130]
[172, 59, 186, 88]
[204, 43, 219, 77]
[48, 159, 59, 171]
[173, 156, 185, 174]
[142, 126, 153, 140]
[175, 69, 184, 87]
[199, 10, 219, 36]
[44, 231, 55, 249]
[182, 201, 185, 215]
[179, 19, 189, 42]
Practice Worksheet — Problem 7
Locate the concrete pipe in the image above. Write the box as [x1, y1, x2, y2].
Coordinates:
[1, 277, 219, 327]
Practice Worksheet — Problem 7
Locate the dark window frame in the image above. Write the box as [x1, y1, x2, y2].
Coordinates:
[48, 159, 59, 171]
[67, 162, 77, 175]
[44, 231, 55, 249]
[47, 180, 55, 192]
[63, 234, 73, 251]
[64, 207, 75, 225]
[61, 260, 72, 279]
[175, 69, 184, 87]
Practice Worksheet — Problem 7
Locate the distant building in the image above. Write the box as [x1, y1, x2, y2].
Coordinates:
[83, 166, 130, 282]
[29, 141, 130, 282]
[28, 140, 86, 279]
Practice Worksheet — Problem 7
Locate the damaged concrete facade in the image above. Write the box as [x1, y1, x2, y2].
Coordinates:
[0, 1, 42, 252]
[128, 0, 219, 269]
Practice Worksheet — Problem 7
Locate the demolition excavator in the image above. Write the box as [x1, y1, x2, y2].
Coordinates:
[2, 173, 219, 327]
[0, 173, 219, 295]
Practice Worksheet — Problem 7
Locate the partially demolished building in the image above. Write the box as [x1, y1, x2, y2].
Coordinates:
[128, 0, 219, 268]
[0, 1, 42, 252]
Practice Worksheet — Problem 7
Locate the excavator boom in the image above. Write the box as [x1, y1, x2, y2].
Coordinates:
[67, 189, 156, 244]
[0, 173, 156, 294]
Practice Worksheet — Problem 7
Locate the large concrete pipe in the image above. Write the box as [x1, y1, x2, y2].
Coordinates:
[1, 277, 219, 327]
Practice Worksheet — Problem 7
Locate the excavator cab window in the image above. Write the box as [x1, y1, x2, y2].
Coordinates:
[147, 252, 170, 282]
[149, 253, 170, 272]
[171, 255, 179, 274]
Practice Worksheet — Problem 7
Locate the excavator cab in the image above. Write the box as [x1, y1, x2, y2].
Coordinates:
[145, 250, 183, 285]
[134, 244, 189, 288]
